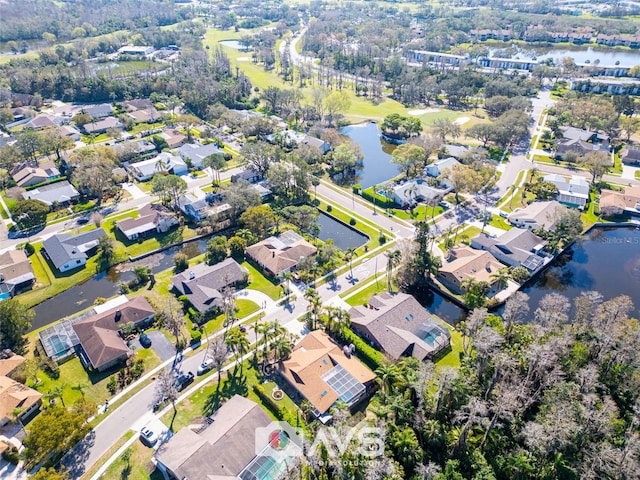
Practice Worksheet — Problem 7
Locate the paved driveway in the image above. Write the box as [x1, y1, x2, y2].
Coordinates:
[132, 331, 176, 362]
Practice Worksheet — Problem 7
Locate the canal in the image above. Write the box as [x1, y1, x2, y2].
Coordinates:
[316, 211, 368, 251]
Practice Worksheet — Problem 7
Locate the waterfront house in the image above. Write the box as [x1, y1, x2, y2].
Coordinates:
[22, 180, 79, 207]
[0, 352, 42, 426]
[300, 134, 331, 154]
[350, 292, 451, 361]
[171, 258, 248, 314]
[599, 186, 640, 216]
[156, 395, 284, 480]
[278, 330, 376, 421]
[118, 45, 154, 56]
[437, 246, 504, 295]
[390, 179, 448, 208]
[246, 230, 317, 277]
[542, 174, 590, 209]
[73, 296, 155, 372]
[116, 204, 179, 241]
[0, 250, 35, 299]
[42, 227, 106, 272]
[507, 201, 563, 231]
[470, 228, 548, 273]
[425, 157, 460, 188]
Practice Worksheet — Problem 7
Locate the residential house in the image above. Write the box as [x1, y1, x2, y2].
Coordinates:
[470, 228, 549, 273]
[350, 292, 451, 361]
[390, 179, 448, 208]
[159, 128, 187, 149]
[176, 191, 223, 221]
[120, 99, 154, 111]
[59, 125, 81, 141]
[24, 114, 55, 130]
[84, 117, 122, 135]
[246, 230, 317, 277]
[543, 173, 590, 209]
[599, 186, 640, 216]
[117, 204, 179, 241]
[176, 142, 224, 169]
[156, 395, 289, 480]
[441, 144, 469, 159]
[127, 152, 187, 181]
[278, 330, 376, 421]
[0, 250, 35, 299]
[83, 103, 114, 120]
[555, 126, 610, 159]
[231, 168, 263, 184]
[300, 134, 331, 154]
[42, 227, 106, 272]
[12, 160, 60, 187]
[437, 246, 504, 295]
[0, 352, 42, 426]
[118, 45, 154, 56]
[112, 139, 156, 159]
[621, 145, 640, 165]
[22, 180, 79, 206]
[72, 296, 155, 372]
[425, 157, 461, 188]
[507, 200, 563, 230]
[171, 258, 248, 314]
[127, 108, 160, 123]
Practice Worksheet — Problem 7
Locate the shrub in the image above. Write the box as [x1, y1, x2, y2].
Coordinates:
[23, 242, 35, 256]
[107, 376, 118, 395]
[190, 329, 202, 345]
[352, 184, 361, 193]
[174, 253, 189, 273]
[335, 328, 385, 371]
[349, 217, 356, 226]
[379, 233, 387, 245]
[326, 205, 332, 212]
[2, 446, 19, 464]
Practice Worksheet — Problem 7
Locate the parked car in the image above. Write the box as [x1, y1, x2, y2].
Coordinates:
[175, 372, 194, 391]
[139, 333, 152, 348]
[140, 426, 159, 447]
[76, 216, 90, 225]
[197, 359, 214, 376]
[438, 201, 452, 210]
[239, 325, 247, 333]
[498, 210, 510, 218]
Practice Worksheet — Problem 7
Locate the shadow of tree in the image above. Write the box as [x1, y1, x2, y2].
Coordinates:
[202, 369, 248, 416]
[60, 429, 95, 478]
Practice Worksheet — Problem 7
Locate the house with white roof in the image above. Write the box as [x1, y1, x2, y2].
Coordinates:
[389, 179, 449, 208]
[543, 174, 590, 209]
[176, 143, 224, 169]
[425, 157, 461, 188]
[127, 152, 188, 181]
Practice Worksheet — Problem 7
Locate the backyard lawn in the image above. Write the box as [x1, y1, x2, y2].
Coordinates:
[243, 261, 281, 300]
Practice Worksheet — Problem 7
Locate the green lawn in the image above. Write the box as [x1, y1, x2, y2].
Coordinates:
[581, 192, 600, 228]
[128, 121, 165, 135]
[343, 279, 389, 305]
[32, 349, 161, 409]
[488, 214, 512, 231]
[435, 327, 464, 370]
[243, 261, 281, 300]
[99, 437, 162, 480]
[636, 170, 640, 180]
[393, 204, 444, 221]
[198, 299, 260, 334]
[439, 225, 482, 252]
[161, 359, 300, 433]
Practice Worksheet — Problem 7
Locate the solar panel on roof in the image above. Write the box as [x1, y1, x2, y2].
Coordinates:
[322, 364, 365, 405]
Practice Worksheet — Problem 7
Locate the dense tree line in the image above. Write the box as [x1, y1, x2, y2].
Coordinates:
[0, 0, 186, 43]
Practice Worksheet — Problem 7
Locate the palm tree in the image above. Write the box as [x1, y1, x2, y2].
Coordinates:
[45, 385, 66, 407]
[344, 247, 358, 278]
[392, 427, 422, 472]
[304, 288, 323, 330]
[325, 306, 350, 335]
[255, 321, 271, 364]
[281, 271, 294, 297]
[71, 382, 88, 400]
[528, 167, 539, 183]
[383, 183, 395, 215]
[225, 327, 250, 366]
[385, 249, 402, 292]
[371, 183, 378, 214]
[375, 363, 400, 396]
[491, 267, 511, 291]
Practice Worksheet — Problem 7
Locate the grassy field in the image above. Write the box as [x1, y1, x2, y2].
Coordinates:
[344, 279, 389, 306]
[488, 214, 512, 231]
[438, 225, 482, 252]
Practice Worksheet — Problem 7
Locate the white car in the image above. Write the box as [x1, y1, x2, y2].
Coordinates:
[197, 358, 214, 376]
[140, 426, 158, 447]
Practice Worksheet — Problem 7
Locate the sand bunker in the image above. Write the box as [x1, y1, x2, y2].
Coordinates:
[236, 57, 250, 62]
[454, 116, 470, 125]
[407, 108, 440, 115]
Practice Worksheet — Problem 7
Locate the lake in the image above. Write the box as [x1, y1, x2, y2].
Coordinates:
[316, 211, 368, 251]
[340, 122, 398, 189]
[515, 226, 640, 319]
[219, 40, 251, 51]
[489, 45, 640, 67]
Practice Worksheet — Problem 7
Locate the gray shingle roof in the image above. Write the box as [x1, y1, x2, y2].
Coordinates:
[22, 180, 79, 206]
[42, 228, 106, 270]
[171, 258, 248, 313]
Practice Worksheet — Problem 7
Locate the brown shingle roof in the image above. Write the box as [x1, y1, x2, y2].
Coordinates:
[0, 376, 42, 422]
[438, 246, 503, 285]
[279, 331, 376, 414]
[72, 296, 155, 370]
[0, 250, 35, 286]
[246, 230, 317, 276]
[0, 354, 26, 377]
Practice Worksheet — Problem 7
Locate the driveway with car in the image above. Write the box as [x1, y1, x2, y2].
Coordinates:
[145, 330, 176, 361]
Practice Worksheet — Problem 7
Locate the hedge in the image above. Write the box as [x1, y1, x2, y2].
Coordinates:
[253, 384, 284, 420]
[23, 176, 68, 192]
[360, 187, 396, 208]
[335, 328, 385, 371]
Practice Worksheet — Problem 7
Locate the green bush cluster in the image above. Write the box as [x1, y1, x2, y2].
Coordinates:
[335, 328, 385, 371]
[253, 384, 284, 420]
[190, 329, 202, 345]
[349, 217, 356, 226]
[2, 446, 20, 464]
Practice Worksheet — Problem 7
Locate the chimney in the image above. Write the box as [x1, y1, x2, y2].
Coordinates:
[272, 251, 275, 257]
[115, 310, 122, 322]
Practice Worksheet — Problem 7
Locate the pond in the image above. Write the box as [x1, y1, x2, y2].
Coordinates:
[316, 211, 368, 251]
[339, 122, 398, 189]
[219, 40, 251, 51]
[489, 45, 640, 67]
[30, 239, 208, 332]
[412, 285, 468, 325]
